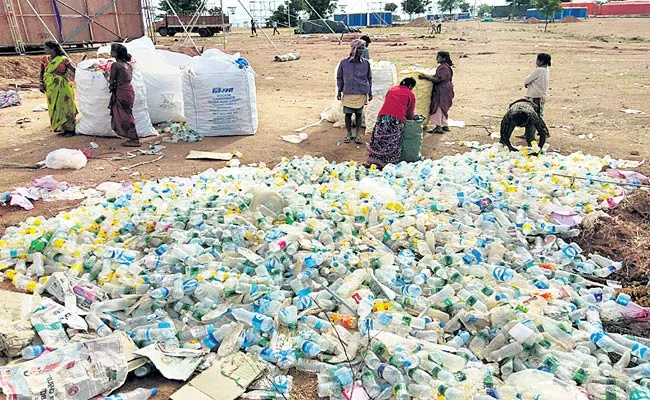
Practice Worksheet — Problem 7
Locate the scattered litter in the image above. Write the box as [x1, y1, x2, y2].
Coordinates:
[281, 132, 309, 144]
[274, 52, 301, 62]
[0, 333, 129, 399]
[32, 103, 48, 112]
[620, 108, 645, 114]
[607, 168, 649, 184]
[89, 142, 99, 150]
[162, 123, 203, 143]
[135, 344, 206, 381]
[226, 159, 240, 167]
[294, 119, 323, 132]
[42, 148, 88, 170]
[1, 176, 94, 210]
[171, 352, 266, 400]
[105, 387, 158, 400]
[0, 147, 648, 400]
[186, 151, 234, 161]
[0, 90, 21, 108]
[447, 118, 465, 128]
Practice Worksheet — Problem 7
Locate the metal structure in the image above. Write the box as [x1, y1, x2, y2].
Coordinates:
[3, 0, 25, 53]
[0, 0, 146, 53]
[248, 0, 280, 23]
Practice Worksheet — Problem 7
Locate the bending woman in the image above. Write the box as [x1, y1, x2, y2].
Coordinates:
[367, 78, 416, 168]
[107, 44, 140, 147]
[40, 41, 77, 137]
[419, 51, 454, 134]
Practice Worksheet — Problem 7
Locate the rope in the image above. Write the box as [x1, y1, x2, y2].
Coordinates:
[22, 0, 76, 67]
[235, 0, 282, 54]
[551, 173, 650, 189]
[163, 0, 201, 54]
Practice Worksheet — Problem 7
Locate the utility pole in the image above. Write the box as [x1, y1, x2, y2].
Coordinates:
[220, 0, 226, 49]
[287, 1, 290, 27]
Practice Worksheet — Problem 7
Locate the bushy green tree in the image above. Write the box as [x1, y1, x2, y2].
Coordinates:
[477, 3, 494, 16]
[159, 0, 202, 13]
[401, 0, 432, 19]
[438, 0, 459, 14]
[303, 0, 337, 19]
[384, 2, 399, 11]
[268, 3, 301, 27]
[538, 0, 562, 31]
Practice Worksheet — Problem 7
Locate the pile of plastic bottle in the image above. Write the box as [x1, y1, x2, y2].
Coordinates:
[160, 122, 202, 143]
[1, 144, 649, 400]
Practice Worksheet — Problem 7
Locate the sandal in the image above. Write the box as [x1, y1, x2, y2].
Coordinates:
[61, 130, 76, 138]
[354, 136, 363, 145]
[428, 127, 443, 134]
[344, 136, 352, 144]
[122, 140, 141, 147]
[442, 126, 450, 132]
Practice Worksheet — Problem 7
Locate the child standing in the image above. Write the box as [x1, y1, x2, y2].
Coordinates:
[524, 53, 551, 117]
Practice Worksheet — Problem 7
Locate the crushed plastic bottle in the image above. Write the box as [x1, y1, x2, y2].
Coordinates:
[0, 147, 647, 399]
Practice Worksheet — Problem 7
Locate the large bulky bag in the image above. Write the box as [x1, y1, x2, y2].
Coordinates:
[182, 49, 258, 136]
[75, 59, 156, 138]
[370, 60, 397, 97]
[399, 67, 435, 122]
[157, 49, 193, 69]
[364, 95, 384, 135]
[124, 38, 185, 123]
[400, 117, 424, 162]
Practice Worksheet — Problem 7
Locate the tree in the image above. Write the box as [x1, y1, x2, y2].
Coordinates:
[401, 0, 431, 19]
[384, 2, 399, 11]
[159, 0, 202, 14]
[303, 0, 337, 19]
[459, 1, 470, 12]
[206, 7, 222, 15]
[505, 0, 533, 8]
[477, 3, 494, 16]
[538, 0, 562, 31]
[268, 3, 301, 27]
[438, 0, 459, 14]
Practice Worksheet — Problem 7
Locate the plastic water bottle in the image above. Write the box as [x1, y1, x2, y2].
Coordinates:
[21, 345, 48, 360]
[103, 387, 158, 400]
[129, 327, 176, 342]
[86, 313, 112, 337]
[447, 331, 470, 349]
[231, 308, 274, 332]
[296, 338, 322, 357]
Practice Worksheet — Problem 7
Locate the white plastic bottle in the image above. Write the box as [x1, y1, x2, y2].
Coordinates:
[103, 387, 158, 400]
[230, 308, 274, 332]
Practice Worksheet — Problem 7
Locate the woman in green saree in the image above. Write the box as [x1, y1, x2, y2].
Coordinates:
[39, 41, 77, 137]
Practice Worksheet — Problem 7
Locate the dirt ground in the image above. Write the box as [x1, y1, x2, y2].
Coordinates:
[0, 18, 649, 399]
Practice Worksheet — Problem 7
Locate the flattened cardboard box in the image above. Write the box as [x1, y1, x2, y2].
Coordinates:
[171, 352, 266, 400]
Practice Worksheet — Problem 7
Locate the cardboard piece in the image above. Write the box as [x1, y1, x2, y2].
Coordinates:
[0, 289, 40, 322]
[171, 352, 266, 400]
[186, 151, 233, 161]
[135, 343, 206, 381]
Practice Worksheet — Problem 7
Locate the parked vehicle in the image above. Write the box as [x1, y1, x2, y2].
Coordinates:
[154, 14, 230, 37]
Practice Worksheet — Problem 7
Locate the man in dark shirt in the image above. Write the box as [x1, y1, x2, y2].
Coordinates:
[500, 98, 549, 154]
[251, 19, 258, 37]
[336, 39, 373, 144]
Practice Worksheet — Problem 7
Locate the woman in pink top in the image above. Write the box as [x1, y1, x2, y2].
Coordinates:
[367, 78, 417, 168]
[419, 51, 454, 134]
